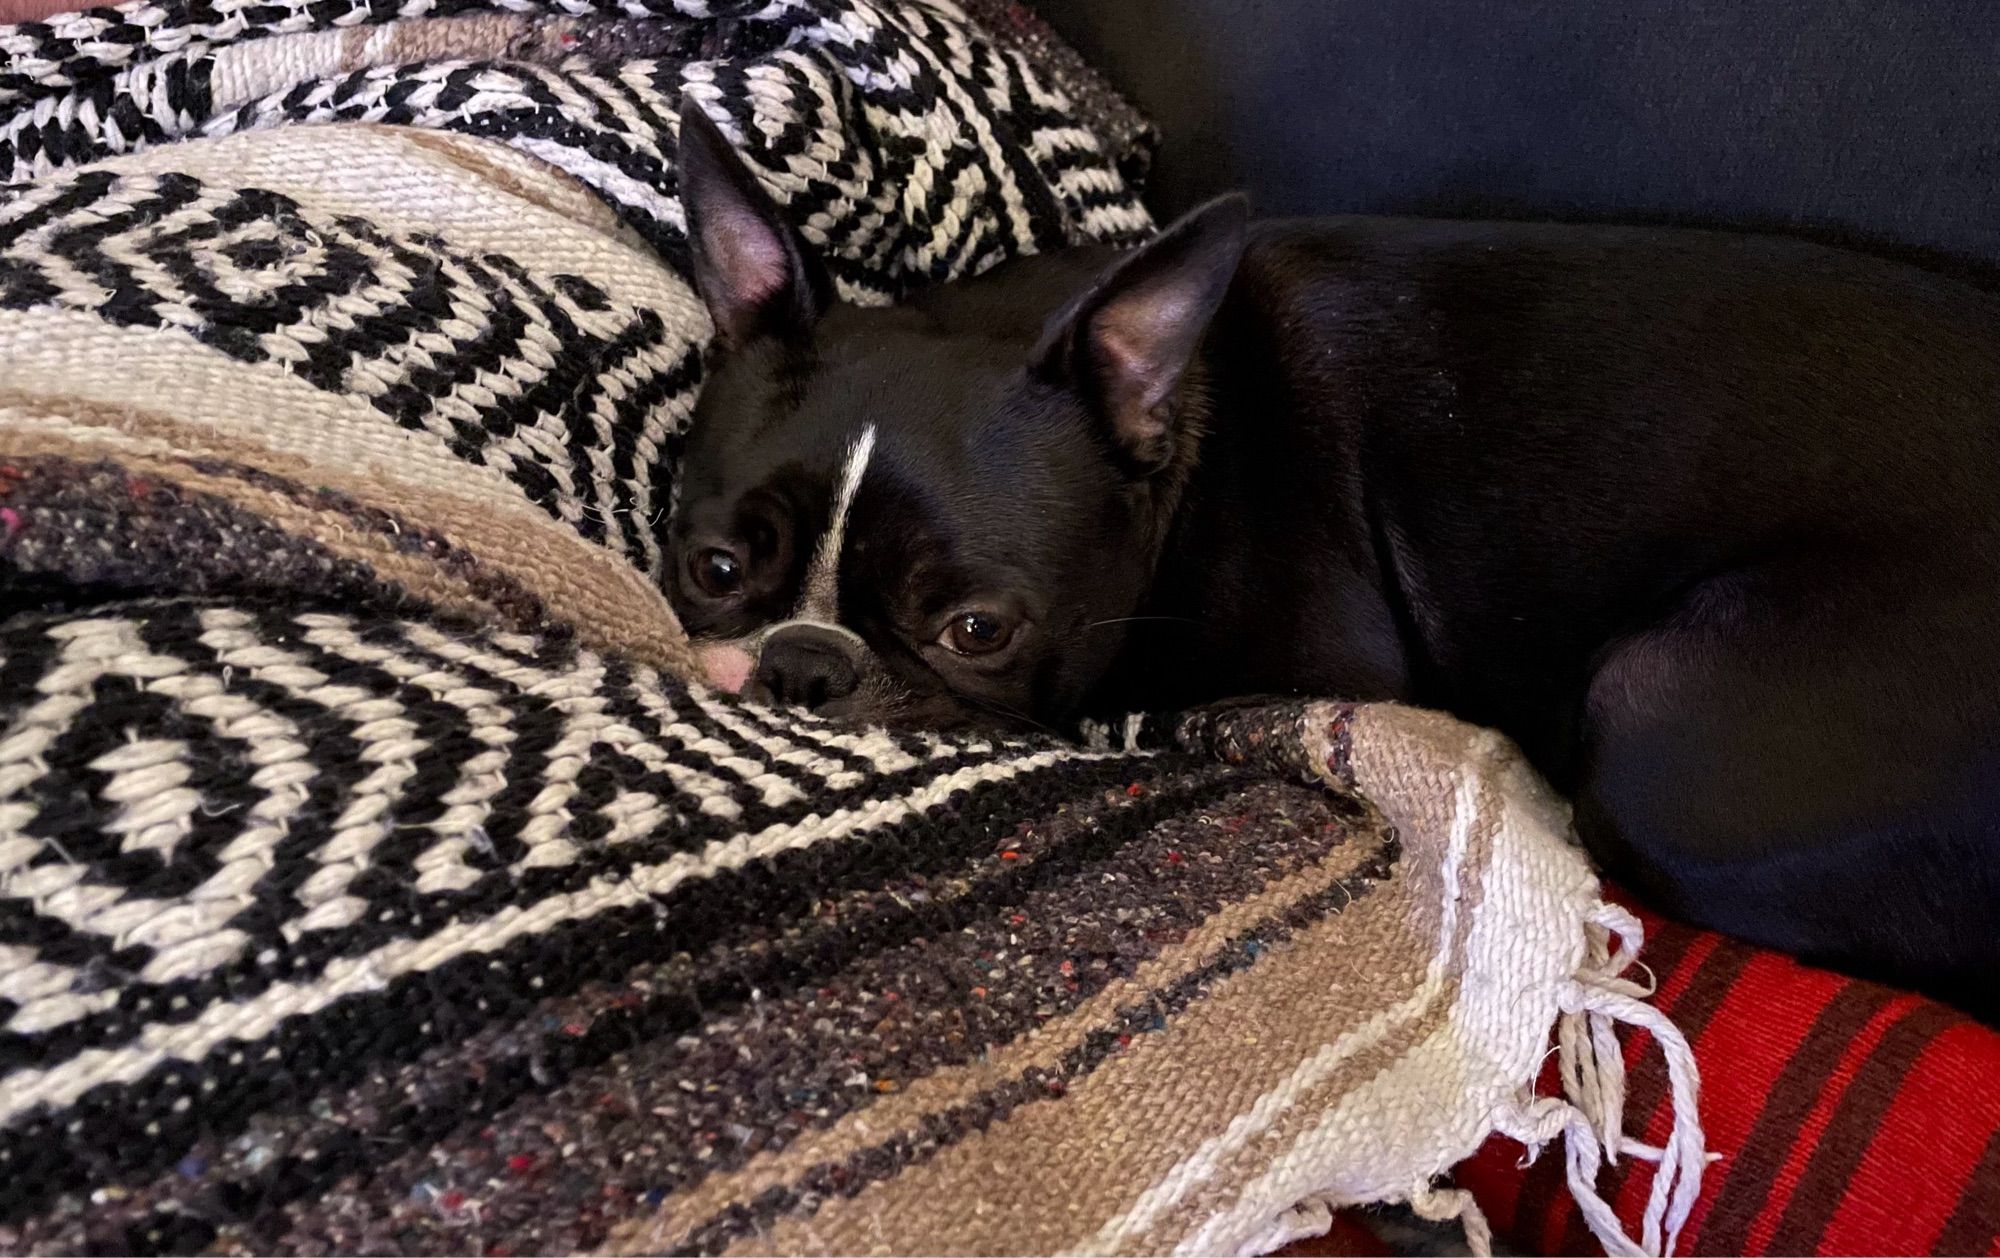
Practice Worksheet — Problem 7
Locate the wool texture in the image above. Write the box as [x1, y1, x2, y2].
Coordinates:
[0, 0, 1702, 1253]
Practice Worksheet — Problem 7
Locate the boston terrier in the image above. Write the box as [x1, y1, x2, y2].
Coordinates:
[665, 104, 2000, 1019]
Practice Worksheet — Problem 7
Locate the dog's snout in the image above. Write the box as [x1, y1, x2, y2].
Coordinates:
[753, 626, 862, 710]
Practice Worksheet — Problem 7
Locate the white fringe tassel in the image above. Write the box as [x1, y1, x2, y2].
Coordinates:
[1078, 713, 1147, 753]
[1411, 1181, 1496, 1256]
[1491, 901, 1711, 1258]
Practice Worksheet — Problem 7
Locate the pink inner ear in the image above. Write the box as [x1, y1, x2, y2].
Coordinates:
[1093, 309, 1181, 442]
[698, 643, 756, 694]
[714, 216, 790, 309]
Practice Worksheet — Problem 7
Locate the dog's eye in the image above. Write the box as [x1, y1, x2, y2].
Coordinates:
[689, 547, 744, 598]
[943, 611, 1012, 655]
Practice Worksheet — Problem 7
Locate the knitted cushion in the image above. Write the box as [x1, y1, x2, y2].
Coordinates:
[0, 1, 1703, 1253]
[1456, 906, 2000, 1256]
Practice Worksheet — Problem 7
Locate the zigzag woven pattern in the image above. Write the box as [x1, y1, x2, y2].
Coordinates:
[0, 0, 1152, 273]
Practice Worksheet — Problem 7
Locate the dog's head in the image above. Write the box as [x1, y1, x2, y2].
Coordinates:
[667, 104, 1247, 730]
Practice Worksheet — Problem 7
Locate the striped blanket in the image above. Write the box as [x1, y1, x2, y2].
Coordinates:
[0, 1, 1701, 1252]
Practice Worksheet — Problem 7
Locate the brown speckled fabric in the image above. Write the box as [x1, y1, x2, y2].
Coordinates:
[30, 774, 1389, 1256]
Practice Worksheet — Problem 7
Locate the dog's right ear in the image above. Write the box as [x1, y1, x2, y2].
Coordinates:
[677, 101, 831, 351]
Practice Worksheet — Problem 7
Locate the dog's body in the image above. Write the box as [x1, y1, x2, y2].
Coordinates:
[668, 106, 2000, 1018]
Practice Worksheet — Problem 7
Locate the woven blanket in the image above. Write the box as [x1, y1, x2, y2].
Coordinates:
[0, 1, 1703, 1253]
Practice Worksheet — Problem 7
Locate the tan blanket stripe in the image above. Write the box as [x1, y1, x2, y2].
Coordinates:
[205, 13, 537, 115]
[608, 819, 1396, 1255]
[718, 791, 1478, 1257]
[0, 309, 586, 517]
[1135, 772, 1499, 1254]
[0, 406, 697, 676]
[725, 877, 1427, 1256]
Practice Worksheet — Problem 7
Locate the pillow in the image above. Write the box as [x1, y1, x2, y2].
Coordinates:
[1457, 904, 2000, 1256]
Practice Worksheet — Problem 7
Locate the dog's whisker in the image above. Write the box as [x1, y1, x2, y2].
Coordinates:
[964, 692, 1059, 736]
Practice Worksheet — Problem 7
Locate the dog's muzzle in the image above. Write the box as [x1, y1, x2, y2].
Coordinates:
[696, 619, 871, 713]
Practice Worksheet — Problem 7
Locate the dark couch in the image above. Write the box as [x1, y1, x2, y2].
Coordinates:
[1041, 0, 2000, 287]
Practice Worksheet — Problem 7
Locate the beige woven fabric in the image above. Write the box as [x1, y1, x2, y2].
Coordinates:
[601, 701, 1709, 1257]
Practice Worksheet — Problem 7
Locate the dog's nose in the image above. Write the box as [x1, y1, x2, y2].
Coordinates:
[752, 625, 862, 710]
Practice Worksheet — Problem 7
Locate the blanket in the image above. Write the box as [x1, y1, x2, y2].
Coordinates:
[0, 1, 1702, 1253]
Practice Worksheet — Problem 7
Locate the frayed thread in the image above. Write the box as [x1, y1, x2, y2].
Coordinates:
[1495, 902, 1710, 1258]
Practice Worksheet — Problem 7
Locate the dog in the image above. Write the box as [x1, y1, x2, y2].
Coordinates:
[665, 104, 2000, 1020]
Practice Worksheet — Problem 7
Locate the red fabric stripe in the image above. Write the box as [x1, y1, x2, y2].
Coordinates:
[1552, 910, 1711, 1256]
[1934, 1129, 2000, 1256]
[1771, 1002, 1963, 1250]
[1452, 910, 1721, 1256]
[1642, 950, 1853, 1252]
[1735, 993, 1922, 1254]
[1815, 1021, 2000, 1255]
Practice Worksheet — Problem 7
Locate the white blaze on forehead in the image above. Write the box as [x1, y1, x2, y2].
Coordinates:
[795, 424, 877, 621]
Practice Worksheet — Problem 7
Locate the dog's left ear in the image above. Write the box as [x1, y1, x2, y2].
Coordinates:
[677, 100, 832, 350]
[1033, 194, 1249, 473]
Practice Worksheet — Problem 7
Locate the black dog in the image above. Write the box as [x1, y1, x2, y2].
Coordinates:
[667, 104, 2000, 1019]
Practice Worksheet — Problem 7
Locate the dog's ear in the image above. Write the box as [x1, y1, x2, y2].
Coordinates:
[677, 101, 831, 350]
[1033, 194, 1248, 472]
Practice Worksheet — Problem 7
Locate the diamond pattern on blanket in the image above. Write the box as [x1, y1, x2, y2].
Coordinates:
[1, 169, 695, 565]
[0, 597, 1190, 1235]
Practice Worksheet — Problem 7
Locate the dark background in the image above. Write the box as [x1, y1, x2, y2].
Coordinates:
[1038, 0, 2000, 284]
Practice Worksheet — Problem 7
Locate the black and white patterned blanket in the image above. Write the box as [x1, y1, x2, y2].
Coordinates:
[0, 1, 1210, 1249]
